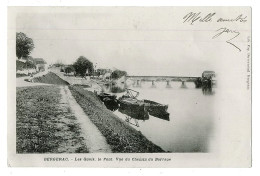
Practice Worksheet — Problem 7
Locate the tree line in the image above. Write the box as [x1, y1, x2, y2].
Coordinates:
[16, 32, 127, 79]
[66, 56, 127, 79]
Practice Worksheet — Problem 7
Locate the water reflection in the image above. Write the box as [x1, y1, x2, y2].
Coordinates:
[166, 85, 172, 89]
[102, 83, 126, 93]
[99, 80, 215, 152]
[180, 82, 187, 89]
[202, 87, 215, 95]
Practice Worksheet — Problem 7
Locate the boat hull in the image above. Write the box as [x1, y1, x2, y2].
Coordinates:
[118, 98, 149, 120]
[144, 99, 170, 120]
[98, 93, 117, 101]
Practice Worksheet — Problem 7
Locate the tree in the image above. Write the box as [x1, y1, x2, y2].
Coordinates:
[64, 65, 75, 75]
[111, 69, 127, 79]
[16, 32, 35, 59]
[73, 56, 94, 77]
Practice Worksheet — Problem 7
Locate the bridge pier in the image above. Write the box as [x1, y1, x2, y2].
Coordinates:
[126, 76, 201, 89]
[151, 80, 156, 88]
[136, 79, 141, 87]
[166, 80, 171, 88]
[180, 81, 187, 88]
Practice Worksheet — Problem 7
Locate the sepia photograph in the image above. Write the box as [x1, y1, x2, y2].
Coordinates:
[7, 6, 251, 167]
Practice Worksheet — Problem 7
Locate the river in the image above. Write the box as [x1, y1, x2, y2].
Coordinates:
[101, 80, 216, 153]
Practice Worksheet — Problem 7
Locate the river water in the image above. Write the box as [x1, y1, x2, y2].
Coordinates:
[101, 81, 216, 153]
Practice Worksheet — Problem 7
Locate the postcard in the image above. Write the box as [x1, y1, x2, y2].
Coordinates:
[8, 6, 251, 167]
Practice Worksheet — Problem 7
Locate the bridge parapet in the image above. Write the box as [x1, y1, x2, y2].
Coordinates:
[127, 76, 199, 82]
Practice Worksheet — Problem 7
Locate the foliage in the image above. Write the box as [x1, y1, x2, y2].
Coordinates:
[16, 60, 35, 70]
[111, 69, 127, 79]
[73, 56, 94, 77]
[16, 32, 35, 59]
[65, 65, 75, 74]
[26, 60, 36, 69]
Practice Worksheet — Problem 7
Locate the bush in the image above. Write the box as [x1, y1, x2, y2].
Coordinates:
[111, 69, 127, 79]
[65, 65, 75, 74]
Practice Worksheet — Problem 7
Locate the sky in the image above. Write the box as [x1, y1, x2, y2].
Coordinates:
[15, 7, 233, 76]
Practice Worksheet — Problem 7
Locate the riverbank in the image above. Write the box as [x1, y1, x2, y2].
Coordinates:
[17, 71, 165, 153]
[69, 85, 165, 153]
[16, 85, 89, 153]
[33, 72, 70, 85]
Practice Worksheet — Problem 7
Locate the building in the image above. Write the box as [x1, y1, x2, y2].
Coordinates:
[16, 56, 37, 75]
[202, 71, 216, 79]
[96, 68, 112, 76]
[34, 58, 47, 72]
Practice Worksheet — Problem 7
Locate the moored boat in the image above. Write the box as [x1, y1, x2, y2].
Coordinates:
[143, 99, 169, 120]
[118, 88, 170, 122]
[103, 97, 119, 111]
[98, 92, 117, 101]
[118, 97, 149, 121]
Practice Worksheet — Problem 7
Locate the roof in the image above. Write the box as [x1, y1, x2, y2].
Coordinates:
[19, 56, 34, 63]
[202, 71, 216, 78]
[34, 58, 47, 64]
[203, 71, 215, 74]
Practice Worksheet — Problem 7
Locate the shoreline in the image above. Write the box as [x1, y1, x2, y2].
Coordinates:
[69, 85, 165, 153]
[16, 72, 165, 153]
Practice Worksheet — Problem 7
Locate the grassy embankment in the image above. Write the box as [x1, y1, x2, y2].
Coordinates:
[69, 85, 164, 153]
[18, 71, 164, 153]
[16, 73, 28, 78]
[16, 84, 88, 153]
[33, 72, 70, 85]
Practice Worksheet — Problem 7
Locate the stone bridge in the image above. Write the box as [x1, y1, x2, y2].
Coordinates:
[126, 75, 200, 87]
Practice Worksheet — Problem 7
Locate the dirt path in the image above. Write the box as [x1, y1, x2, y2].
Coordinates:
[16, 70, 50, 87]
[16, 77, 50, 87]
[60, 86, 111, 153]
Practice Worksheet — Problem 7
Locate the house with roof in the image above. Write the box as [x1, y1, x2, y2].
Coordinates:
[34, 58, 47, 72]
[16, 56, 37, 75]
[202, 71, 216, 79]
